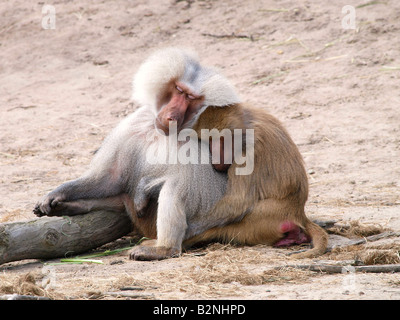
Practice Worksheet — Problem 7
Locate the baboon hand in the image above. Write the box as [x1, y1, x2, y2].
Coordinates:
[33, 193, 66, 217]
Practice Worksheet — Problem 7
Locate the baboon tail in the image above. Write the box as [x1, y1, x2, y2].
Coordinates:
[290, 220, 328, 259]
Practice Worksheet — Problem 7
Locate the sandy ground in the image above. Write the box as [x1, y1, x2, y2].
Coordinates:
[1, 0, 400, 300]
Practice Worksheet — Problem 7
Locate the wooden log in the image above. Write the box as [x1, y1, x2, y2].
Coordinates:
[0, 211, 132, 265]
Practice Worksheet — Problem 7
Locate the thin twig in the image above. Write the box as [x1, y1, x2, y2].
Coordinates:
[202, 32, 254, 41]
[104, 291, 155, 299]
[279, 264, 400, 274]
[7, 105, 37, 112]
[380, 66, 400, 71]
[328, 231, 400, 251]
[258, 8, 290, 13]
[356, 1, 386, 9]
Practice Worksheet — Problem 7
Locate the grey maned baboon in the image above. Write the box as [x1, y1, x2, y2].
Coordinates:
[35, 47, 327, 260]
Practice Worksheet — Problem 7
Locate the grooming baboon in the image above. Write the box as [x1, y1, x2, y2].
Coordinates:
[137, 47, 328, 259]
[34, 47, 327, 260]
[187, 104, 328, 259]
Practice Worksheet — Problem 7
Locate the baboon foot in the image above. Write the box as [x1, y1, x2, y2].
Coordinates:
[33, 194, 66, 217]
[129, 241, 180, 261]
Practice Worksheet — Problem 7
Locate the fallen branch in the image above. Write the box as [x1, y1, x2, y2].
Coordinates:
[0, 211, 132, 265]
[104, 291, 155, 299]
[280, 264, 400, 274]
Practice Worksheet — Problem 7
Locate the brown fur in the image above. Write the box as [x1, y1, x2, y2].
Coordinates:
[124, 194, 158, 239]
[189, 103, 328, 258]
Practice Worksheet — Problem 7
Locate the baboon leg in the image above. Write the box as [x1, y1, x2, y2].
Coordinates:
[185, 199, 313, 246]
[53, 194, 159, 240]
[184, 199, 289, 247]
[43, 195, 128, 216]
[184, 198, 327, 258]
[33, 172, 125, 217]
[129, 180, 185, 261]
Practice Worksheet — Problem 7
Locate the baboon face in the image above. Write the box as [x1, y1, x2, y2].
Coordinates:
[155, 81, 204, 135]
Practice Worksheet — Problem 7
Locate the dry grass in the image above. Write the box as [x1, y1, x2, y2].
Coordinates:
[189, 246, 311, 286]
[325, 220, 400, 265]
[327, 220, 386, 238]
[360, 249, 400, 265]
[1, 223, 399, 299]
[111, 244, 317, 298]
[328, 242, 400, 266]
[0, 272, 63, 299]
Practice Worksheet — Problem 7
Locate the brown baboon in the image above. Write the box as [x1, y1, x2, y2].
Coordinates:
[142, 48, 328, 259]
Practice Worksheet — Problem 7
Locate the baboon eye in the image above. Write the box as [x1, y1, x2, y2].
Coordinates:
[187, 94, 196, 100]
[176, 86, 184, 93]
